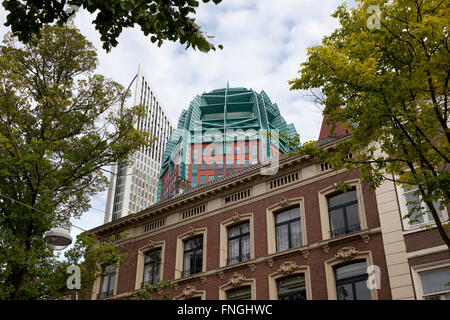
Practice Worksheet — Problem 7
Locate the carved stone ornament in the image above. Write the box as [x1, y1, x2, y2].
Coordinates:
[173, 283, 179, 290]
[229, 272, 247, 288]
[182, 285, 195, 298]
[335, 247, 359, 261]
[278, 261, 299, 275]
[266, 258, 274, 268]
[321, 243, 330, 254]
[200, 276, 207, 284]
[217, 271, 224, 280]
[360, 234, 370, 244]
[187, 227, 196, 236]
[232, 212, 241, 222]
[300, 249, 310, 259]
[279, 197, 290, 207]
[147, 240, 156, 249]
[248, 263, 256, 272]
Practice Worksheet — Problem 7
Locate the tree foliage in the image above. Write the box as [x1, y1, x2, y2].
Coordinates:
[289, 0, 450, 247]
[0, 25, 148, 299]
[2, 0, 223, 52]
[138, 280, 173, 300]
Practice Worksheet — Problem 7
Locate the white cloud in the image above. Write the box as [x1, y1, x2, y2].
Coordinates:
[0, 0, 352, 235]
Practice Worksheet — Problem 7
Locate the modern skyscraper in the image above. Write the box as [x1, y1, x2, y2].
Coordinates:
[104, 66, 173, 223]
[157, 85, 298, 201]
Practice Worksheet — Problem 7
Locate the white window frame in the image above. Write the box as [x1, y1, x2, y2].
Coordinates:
[396, 183, 448, 232]
[411, 260, 450, 300]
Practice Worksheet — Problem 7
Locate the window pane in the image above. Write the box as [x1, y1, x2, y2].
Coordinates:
[100, 275, 110, 294]
[275, 207, 300, 223]
[420, 267, 450, 295]
[354, 280, 372, 300]
[290, 220, 302, 248]
[276, 224, 289, 252]
[405, 193, 424, 224]
[227, 287, 251, 300]
[329, 208, 345, 236]
[278, 275, 306, 300]
[242, 235, 250, 261]
[200, 176, 206, 185]
[335, 262, 367, 280]
[337, 283, 354, 300]
[328, 190, 357, 208]
[228, 238, 240, 263]
[195, 249, 203, 273]
[346, 203, 361, 232]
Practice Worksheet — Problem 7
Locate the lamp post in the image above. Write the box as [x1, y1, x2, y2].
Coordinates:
[43, 227, 73, 251]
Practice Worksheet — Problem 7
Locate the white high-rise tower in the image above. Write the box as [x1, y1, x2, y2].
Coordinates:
[104, 66, 173, 223]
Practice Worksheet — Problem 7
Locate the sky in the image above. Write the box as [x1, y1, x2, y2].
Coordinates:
[0, 0, 354, 253]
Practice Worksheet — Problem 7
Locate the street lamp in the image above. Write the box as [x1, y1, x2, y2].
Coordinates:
[44, 227, 73, 251]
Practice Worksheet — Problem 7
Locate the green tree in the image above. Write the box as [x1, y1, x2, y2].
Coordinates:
[138, 280, 173, 300]
[2, 0, 223, 52]
[0, 25, 148, 299]
[289, 0, 450, 248]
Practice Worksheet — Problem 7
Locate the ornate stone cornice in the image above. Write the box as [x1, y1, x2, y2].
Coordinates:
[187, 227, 197, 236]
[277, 261, 299, 275]
[232, 212, 241, 222]
[279, 197, 290, 207]
[334, 247, 359, 261]
[182, 285, 196, 298]
[229, 272, 247, 288]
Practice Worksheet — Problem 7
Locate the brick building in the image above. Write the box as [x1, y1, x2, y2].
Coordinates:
[89, 117, 449, 300]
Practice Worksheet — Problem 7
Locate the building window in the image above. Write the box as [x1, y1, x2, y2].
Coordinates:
[210, 147, 215, 156]
[417, 266, 450, 300]
[227, 222, 250, 265]
[327, 189, 361, 237]
[217, 161, 223, 169]
[98, 265, 116, 298]
[182, 236, 203, 277]
[226, 160, 232, 169]
[200, 176, 206, 185]
[277, 274, 307, 300]
[209, 161, 215, 170]
[200, 162, 206, 170]
[235, 145, 240, 154]
[142, 249, 161, 287]
[244, 145, 249, 154]
[209, 175, 215, 182]
[244, 159, 249, 167]
[235, 159, 241, 168]
[226, 143, 232, 155]
[227, 286, 252, 300]
[191, 173, 197, 187]
[335, 261, 371, 300]
[193, 149, 198, 162]
[401, 184, 444, 227]
[275, 206, 302, 252]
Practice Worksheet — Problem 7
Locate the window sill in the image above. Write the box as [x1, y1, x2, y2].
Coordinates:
[321, 228, 378, 247]
[403, 219, 449, 235]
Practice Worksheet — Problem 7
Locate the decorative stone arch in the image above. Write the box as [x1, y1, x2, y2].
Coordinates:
[324, 249, 378, 300]
[268, 261, 312, 300]
[218, 272, 256, 300]
[174, 284, 206, 300]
